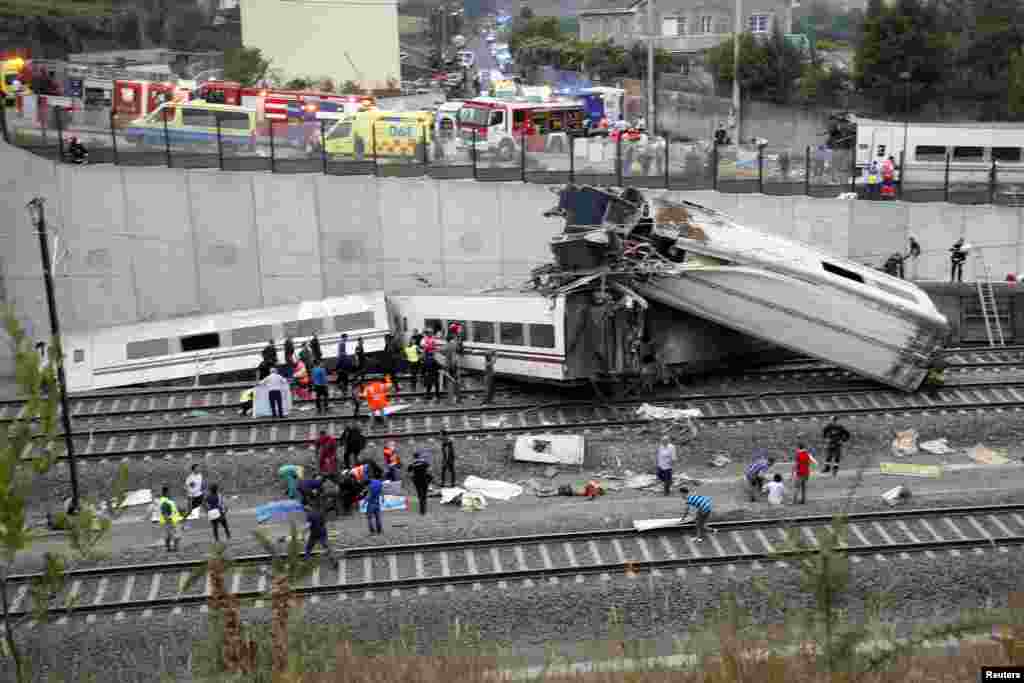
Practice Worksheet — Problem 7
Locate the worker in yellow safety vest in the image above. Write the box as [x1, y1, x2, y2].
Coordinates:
[157, 485, 183, 552]
[403, 341, 421, 391]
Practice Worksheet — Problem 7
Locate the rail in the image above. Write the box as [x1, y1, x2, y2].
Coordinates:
[6, 503, 1024, 621]
[4, 101, 1024, 208]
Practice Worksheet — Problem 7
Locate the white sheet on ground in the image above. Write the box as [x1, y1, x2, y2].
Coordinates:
[625, 473, 659, 489]
[636, 404, 703, 421]
[118, 489, 153, 508]
[462, 475, 523, 501]
[513, 434, 585, 465]
[634, 517, 684, 532]
[383, 403, 411, 416]
[920, 438, 955, 455]
[441, 487, 466, 504]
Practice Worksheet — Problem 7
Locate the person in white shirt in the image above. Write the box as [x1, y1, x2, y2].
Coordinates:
[655, 435, 677, 496]
[185, 463, 205, 517]
[262, 368, 290, 418]
[763, 473, 785, 505]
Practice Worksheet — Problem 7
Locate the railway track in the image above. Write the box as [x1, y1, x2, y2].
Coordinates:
[7, 504, 1024, 623]
[46, 379, 1024, 463]
[4, 347, 1024, 428]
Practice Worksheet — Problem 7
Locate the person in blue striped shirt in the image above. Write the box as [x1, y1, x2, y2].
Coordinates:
[745, 451, 776, 502]
[679, 487, 715, 542]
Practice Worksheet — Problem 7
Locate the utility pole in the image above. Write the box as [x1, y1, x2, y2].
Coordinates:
[26, 197, 80, 515]
[732, 0, 742, 144]
[646, 0, 655, 134]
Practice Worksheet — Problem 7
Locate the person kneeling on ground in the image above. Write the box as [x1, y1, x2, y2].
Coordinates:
[763, 473, 785, 505]
[679, 487, 715, 543]
[745, 450, 775, 502]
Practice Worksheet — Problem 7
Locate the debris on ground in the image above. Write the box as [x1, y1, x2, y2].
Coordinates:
[920, 438, 955, 455]
[462, 475, 524, 501]
[461, 492, 487, 511]
[118, 489, 153, 509]
[440, 488, 465, 505]
[358, 495, 408, 513]
[513, 434, 585, 465]
[891, 429, 919, 457]
[708, 454, 731, 468]
[967, 444, 1010, 466]
[185, 409, 211, 418]
[879, 462, 941, 478]
[882, 485, 912, 506]
[636, 404, 702, 421]
[483, 415, 507, 429]
[625, 473, 659, 489]
[634, 517, 684, 531]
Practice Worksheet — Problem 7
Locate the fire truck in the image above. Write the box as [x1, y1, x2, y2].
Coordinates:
[193, 81, 376, 148]
[112, 79, 193, 126]
[0, 54, 32, 106]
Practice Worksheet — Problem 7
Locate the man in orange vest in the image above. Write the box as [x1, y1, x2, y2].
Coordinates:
[361, 375, 393, 424]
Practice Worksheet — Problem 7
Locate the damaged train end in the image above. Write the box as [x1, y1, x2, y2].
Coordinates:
[537, 184, 950, 392]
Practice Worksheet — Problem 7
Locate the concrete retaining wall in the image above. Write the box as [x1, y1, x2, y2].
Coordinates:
[2, 140, 1022, 362]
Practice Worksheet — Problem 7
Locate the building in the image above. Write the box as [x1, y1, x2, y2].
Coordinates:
[579, 0, 795, 55]
[240, 0, 400, 91]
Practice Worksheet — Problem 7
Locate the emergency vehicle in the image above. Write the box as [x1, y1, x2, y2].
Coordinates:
[123, 101, 258, 149]
[323, 109, 433, 160]
[0, 55, 32, 106]
[457, 97, 584, 160]
[113, 79, 193, 126]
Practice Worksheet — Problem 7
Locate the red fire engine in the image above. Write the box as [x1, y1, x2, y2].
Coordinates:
[194, 81, 375, 121]
[112, 79, 192, 125]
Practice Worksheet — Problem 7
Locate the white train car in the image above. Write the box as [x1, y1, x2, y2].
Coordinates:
[855, 118, 1024, 184]
[63, 292, 391, 392]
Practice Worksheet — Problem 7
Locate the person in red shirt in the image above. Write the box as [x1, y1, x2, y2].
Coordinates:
[792, 442, 818, 504]
[315, 430, 339, 485]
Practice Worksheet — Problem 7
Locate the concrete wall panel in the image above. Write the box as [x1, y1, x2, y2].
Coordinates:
[496, 183, 554, 283]
[848, 201, 909, 262]
[440, 182, 503, 290]
[251, 174, 323, 306]
[316, 175, 383, 295]
[792, 197, 851, 257]
[377, 178, 443, 289]
[185, 170, 262, 313]
[729, 194, 794, 240]
[120, 166, 200, 321]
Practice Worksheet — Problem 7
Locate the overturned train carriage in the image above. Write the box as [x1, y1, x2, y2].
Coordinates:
[541, 185, 950, 392]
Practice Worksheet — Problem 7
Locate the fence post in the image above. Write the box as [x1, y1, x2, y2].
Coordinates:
[520, 132, 527, 182]
[320, 120, 327, 174]
[569, 134, 574, 184]
[664, 137, 670, 190]
[0, 94, 8, 145]
[472, 127, 478, 180]
[109, 109, 119, 165]
[757, 144, 764, 194]
[163, 112, 172, 168]
[422, 127, 428, 168]
[850, 148, 857, 195]
[804, 145, 811, 196]
[616, 134, 623, 187]
[371, 122, 378, 176]
[712, 142, 719, 192]
[216, 117, 224, 171]
[268, 122, 276, 173]
[55, 106, 65, 160]
[943, 152, 951, 203]
[990, 160, 997, 205]
[896, 150, 905, 201]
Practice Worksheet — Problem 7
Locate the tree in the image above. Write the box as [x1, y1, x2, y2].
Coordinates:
[706, 28, 806, 104]
[253, 525, 316, 676]
[0, 309, 127, 683]
[223, 47, 271, 87]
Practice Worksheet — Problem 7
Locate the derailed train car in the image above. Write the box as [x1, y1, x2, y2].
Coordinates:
[540, 185, 950, 392]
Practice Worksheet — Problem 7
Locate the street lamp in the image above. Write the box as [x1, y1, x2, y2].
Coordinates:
[899, 71, 911, 165]
[26, 197, 81, 515]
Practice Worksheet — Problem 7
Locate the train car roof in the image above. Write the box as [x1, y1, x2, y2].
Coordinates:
[387, 287, 551, 299]
[856, 117, 1024, 130]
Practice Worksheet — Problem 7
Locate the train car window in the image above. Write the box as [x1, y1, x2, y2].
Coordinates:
[233, 324, 273, 346]
[424, 318, 443, 335]
[180, 333, 220, 353]
[73, 349, 85, 363]
[402, 317, 408, 332]
[822, 262, 864, 284]
[470, 321, 495, 343]
[126, 338, 171, 360]
[914, 145, 946, 162]
[500, 322, 525, 346]
[528, 324, 556, 348]
[992, 147, 1022, 163]
[953, 146, 984, 161]
[333, 312, 375, 333]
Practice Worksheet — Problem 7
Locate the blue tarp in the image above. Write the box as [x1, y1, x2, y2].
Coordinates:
[256, 499, 304, 523]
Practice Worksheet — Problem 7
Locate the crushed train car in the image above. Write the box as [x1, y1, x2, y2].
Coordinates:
[536, 184, 950, 392]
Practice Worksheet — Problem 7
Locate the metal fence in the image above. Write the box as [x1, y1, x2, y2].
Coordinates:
[4, 103, 1024, 207]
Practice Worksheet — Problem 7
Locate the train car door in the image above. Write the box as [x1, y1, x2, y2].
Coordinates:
[869, 125, 896, 165]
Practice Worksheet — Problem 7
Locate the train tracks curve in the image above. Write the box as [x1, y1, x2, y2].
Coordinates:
[7, 504, 1024, 624]
[48, 378, 1024, 463]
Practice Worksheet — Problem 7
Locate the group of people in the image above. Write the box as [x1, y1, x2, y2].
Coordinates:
[864, 155, 900, 199]
[156, 463, 231, 551]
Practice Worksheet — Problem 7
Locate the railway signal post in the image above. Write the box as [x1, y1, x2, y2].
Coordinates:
[27, 197, 81, 515]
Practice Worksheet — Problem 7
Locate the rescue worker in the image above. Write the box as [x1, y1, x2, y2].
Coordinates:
[279, 464, 304, 500]
[354, 337, 366, 379]
[310, 333, 323, 364]
[312, 359, 330, 414]
[293, 356, 312, 401]
[257, 358, 273, 381]
[238, 388, 254, 417]
[881, 155, 896, 199]
[157, 485, 183, 552]
[443, 338, 461, 404]
[262, 339, 278, 367]
[341, 423, 367, 469]
[379, 334, 400, 394]
[865, 159, 881, 200]
[403, 339, 421, 391]
[408, 450, 433, 515]
[303, 503, 332, 560]
[365, 473, 384, 535]
[298, 476, 324, 507]
[284, 337, 296, 367]
[904, 235, 922, 279]
[383, 441, 402, 481]
[440, 429, 456, 487]
[361, 375, 393, 423]
[822, 416, 851, 477]
[745, 451, 775, 502]
[422, 351, 442, 401]
[66, 136, 88, 164]
[315, 429, 339, 484]
[480, 350, 497, 405]
[263, 367, 289, 418]
[950, 238, 968, 282]
[298, 341, 313, 371]
[336, 333, 353, 397]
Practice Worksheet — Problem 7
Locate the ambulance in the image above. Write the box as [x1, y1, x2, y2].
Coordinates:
[323, 109, 433, 160]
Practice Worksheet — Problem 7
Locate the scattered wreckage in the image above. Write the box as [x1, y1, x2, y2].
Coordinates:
[534, 184, 950, 392]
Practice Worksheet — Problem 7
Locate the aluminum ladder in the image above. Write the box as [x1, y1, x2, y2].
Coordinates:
[974, 250, 1006, 346]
